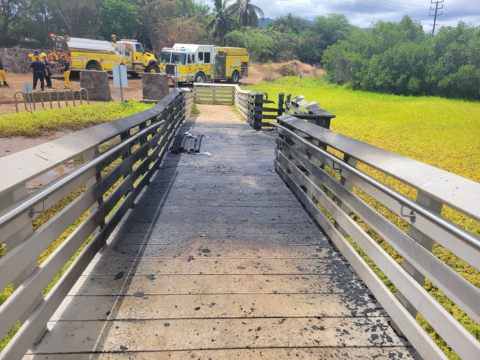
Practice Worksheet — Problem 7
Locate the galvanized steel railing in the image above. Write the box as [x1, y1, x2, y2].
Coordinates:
[0, 88, 193, 359]
[274, 96, 480, 360]
[14, 88, 90, 113]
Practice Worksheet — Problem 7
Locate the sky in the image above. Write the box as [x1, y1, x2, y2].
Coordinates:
[203, 0, 479, 33]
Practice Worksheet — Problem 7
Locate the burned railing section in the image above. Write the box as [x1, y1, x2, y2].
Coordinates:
[246, 92, 335, 131]
[0, 89, 192, 360]
[247, 92, 285, 130]
[274, 112, 480, 360]
[284, 94, 335, 129]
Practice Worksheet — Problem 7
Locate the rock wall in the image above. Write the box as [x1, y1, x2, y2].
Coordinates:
[0, 48, 60, 74]
[80, 71, 111, 101]
[142, 73, 169, 101]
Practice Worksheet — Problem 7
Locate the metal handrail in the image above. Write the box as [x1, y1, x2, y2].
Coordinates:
[0, 118, 166, 229]
[274, 122, 480, 250]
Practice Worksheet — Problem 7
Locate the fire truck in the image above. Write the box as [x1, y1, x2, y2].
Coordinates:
[47, 34, 159, 76]
[160, 44, 249, 83]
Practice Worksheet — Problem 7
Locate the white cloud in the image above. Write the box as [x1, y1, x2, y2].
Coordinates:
[203, 0, 479, 32]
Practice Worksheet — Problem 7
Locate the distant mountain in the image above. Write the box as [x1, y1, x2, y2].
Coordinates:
[259, 18, 314, 27]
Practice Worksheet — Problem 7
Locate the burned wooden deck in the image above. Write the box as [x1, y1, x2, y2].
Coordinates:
[25, 105, 418, 359]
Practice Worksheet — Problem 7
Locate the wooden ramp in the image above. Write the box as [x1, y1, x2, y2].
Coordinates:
[25, 105, 418, 359]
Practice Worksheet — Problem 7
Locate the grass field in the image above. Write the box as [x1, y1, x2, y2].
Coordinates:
[0, 101, 154, 138]
[247, 77, 480, 359]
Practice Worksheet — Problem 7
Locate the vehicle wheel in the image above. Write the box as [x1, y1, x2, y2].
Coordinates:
[195, 73, 206, 83]
[146, 65, 160, 73]
[231, 71, 239, 83]
[86, 63, 99, 71]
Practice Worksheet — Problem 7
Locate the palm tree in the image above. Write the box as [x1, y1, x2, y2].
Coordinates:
[226, 0, 265, 28]
[208, 0, 233, 45]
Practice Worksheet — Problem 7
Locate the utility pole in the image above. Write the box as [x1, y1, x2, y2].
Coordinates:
[430, 0, 444, 36]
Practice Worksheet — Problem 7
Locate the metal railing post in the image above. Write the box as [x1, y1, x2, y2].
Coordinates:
[334, 154, 358, 236]
[83, 146, 104, 235]
[392, 190, 443, 335]
[0, 184, 47, 341]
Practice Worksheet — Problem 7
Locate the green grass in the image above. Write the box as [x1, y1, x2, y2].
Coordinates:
[247, 77, 480, 359]
[0, 101, 155, 138]
[190, 103, 200, 115]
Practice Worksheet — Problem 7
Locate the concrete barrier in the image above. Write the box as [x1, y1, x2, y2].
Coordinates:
[142, 73, 169, 101]
[80, 71, 111, 101]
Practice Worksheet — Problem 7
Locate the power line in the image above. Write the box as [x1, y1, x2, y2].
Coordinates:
[430, 0, 444, 35]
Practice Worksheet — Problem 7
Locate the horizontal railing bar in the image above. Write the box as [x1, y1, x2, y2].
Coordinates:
[274, 123, 480, 251]
[278, 115, 479, 222]
[196, 100, 233, 104]
[0, 167, 97, 244]
[194, 89, 230, 91]
[280, 134, 480, 271]
[0, 93, 185, 360]
[274, 161, 449, 360]
[0, 118, 167, 230]
[194, 95, 234, 99]
[277, 140, 480, 324]
[276, 153, 480, 359]
[0, 120, 167, 296]
[0, 90, 183, 198]
[0, 143, 139, 341]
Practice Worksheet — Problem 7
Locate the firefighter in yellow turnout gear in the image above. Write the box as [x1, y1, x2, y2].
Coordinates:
[60, 55, 71, 89]
[0, 54, 9, 86]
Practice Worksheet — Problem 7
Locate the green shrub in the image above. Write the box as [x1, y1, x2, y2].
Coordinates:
[0, 101, 155, 138]
[323, 18, 480, 100]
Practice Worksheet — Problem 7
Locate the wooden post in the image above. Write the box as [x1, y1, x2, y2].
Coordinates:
[277, 93, 285, 119]
[252, 93, 263, 130]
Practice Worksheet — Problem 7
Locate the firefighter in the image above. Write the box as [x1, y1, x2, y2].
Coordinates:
[30, 55, 47, 91]
[42, 55, 53, 88]
[59, 55, 71, 89]
[0, 54, 9, 86]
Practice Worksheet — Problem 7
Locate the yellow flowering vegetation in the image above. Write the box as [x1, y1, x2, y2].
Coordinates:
[248, 77, 480, 359]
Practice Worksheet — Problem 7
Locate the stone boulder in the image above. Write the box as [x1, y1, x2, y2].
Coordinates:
[80, 71, 111, 101]
[142, 73, 169, 101]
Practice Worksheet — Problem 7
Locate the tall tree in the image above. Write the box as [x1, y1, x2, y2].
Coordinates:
[226, 0, 264, 28]
[99, 0, 141, 40]
[208, 0, 232, 45]
[0, 0, 33, 44]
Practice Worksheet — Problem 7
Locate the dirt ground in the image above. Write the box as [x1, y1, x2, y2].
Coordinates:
[0, 73, 146, 114]
[0, 72, 266, 115]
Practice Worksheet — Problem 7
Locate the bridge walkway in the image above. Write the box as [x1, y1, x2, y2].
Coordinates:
[25, 105, 418, 359]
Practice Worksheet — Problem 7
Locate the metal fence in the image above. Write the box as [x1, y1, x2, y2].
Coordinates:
[0, 88, 193, 359]
[274, 97, 480, 360]
[14, 88, 90, 113]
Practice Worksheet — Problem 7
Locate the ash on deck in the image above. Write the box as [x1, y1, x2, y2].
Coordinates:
[26, 105, 419, 360]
